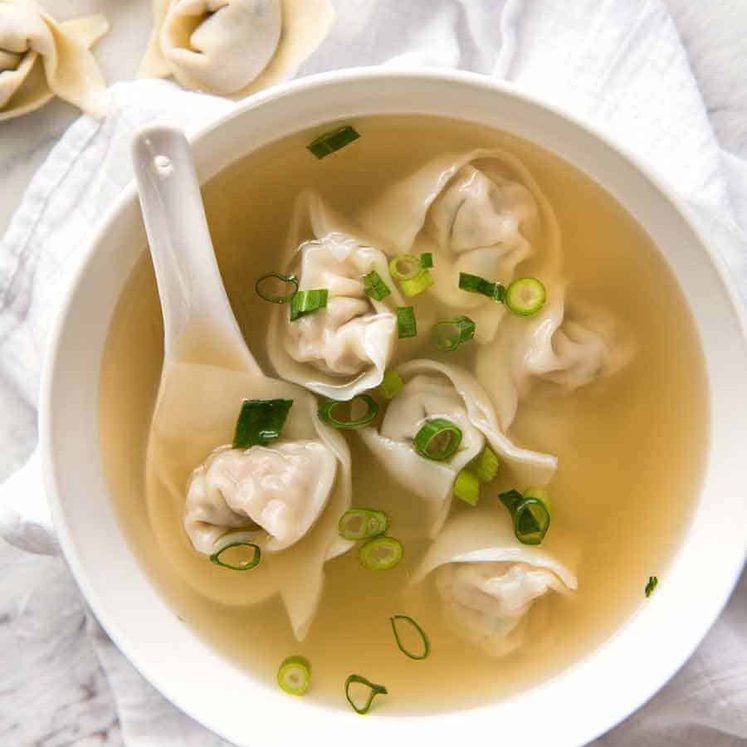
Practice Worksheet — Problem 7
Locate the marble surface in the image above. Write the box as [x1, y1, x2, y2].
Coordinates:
[1, 1, 747, 745]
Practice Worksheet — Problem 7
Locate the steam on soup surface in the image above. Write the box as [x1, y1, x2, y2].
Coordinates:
[100, 115, 707, 713]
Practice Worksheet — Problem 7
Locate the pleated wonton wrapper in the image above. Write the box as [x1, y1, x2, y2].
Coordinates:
[358, 359, 557, 537]
[267, 190, 405, 401]
[0, 0, 108, 121]
[139, 0, 334, 97]
[411, 505, 578, 657]
[358, 148, 633, 429]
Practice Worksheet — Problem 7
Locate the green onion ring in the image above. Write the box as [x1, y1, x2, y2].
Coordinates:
[209, 542, 261, 571]
[504, 277, 546, 316]
[389, 254, 423, 281]
[430, 316, 476, 352]
[233, 398, 293, 449]
[389, 614, 430, 660]
[413, 418, 463, 461]
[345, 674, 388, 715]
[470, 446, 500, 483]
[499, 489, 551, 545]
[358, 536, 403, 571]
[318, 394, 379, 429]
[395, 306, 417, 338]
[645, 575, 659, 598]
[255, 273, 299, 303]
[277, 655, 311, 695]
[453, 468, 480, 505]
[338, 508, 389, 541]
[307, 125, 360, 159]
[399, 270, 434, 297]
[458, 271, 496, 298]
[378, 370, 404, 399]
[362, 269, 391, 301]
[420, 252, 434, 269]
[289, 288, 329, 321]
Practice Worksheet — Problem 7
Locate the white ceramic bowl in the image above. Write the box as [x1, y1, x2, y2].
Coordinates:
[42, 69, 747, 747]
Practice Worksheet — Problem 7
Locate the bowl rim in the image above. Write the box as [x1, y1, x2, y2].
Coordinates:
[41, 66, 747, 747]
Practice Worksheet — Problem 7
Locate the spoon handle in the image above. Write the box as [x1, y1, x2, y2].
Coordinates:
[132, 124, 258, 372]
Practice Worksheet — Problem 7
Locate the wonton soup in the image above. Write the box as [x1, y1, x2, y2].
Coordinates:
[100, 116, 707, 713]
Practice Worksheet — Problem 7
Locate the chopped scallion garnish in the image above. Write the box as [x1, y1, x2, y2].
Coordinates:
[396, 306, 417, 338]
[504, 277, 546, 316]
[307, 125, 360, 159]
[420, 252, 434, 269]
[389, 254, 433, 297]
[459, 271, 497, 298]
[378, 370, 404, 399]
[277, 655, 311, 695]
[338, 508, 389, 541]
[389, 614, 430, 660]
[358, 536, 403, 570]
[209, 542, 261, 571]
[453, 468, 480, 505]
[233, 398, 293, 449]
[413, 418, 462, 461]
[499, 489, 551, 545]
[362, 270, 391, 301]
[645, 576, 659, 598]
[345, 674, 388, 715]
[318, 394, 378, 429]
[470, 446, 500, 483]
[430, 315, 476, 352]
[289, 288, 328, 321]
[255, 273, 298, 303]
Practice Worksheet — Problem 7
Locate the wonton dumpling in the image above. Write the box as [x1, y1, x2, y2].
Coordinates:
[147, 357, 352, 640]
[184, 440, 337, 554]
[0, 0, 108, 121]
[358, 359, 557, 537]
[412, 507, 577, 657]
[358, 148, 561, 342]
[477, 293, 634, 429]
[268, 192, 403, 400]
[139, 0, 334, 97]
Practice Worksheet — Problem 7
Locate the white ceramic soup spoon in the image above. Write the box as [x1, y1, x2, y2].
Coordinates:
[131, 124, 352, 640]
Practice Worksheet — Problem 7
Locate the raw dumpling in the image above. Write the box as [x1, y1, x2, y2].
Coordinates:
[358, 148, 561, 342]
[185, 440, 337, 554]
[412, 507, 577, 657]
[147, 357, 353, 640]
[139, 0, 334, 97]
[358, 359, 557, 537]
[0, 0, 108, 121]
[268, 191, 403, 400]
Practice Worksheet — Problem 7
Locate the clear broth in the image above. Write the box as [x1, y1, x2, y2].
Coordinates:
[99, 115, 708, 712]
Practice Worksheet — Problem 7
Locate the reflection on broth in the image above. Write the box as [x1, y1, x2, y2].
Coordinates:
[99, 115, 707, 713]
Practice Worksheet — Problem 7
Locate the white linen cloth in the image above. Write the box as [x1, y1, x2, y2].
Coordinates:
[1, 1, 746, 745]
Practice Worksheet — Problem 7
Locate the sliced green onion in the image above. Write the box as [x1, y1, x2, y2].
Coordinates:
[362, 270, 391, 301]
[459, 271, 496, 298]
[645, 575, 659, 598]
[378, 370, 404, 399]
[523, 486, 552, 512]
[414, 418, 462, 461]
[277, 655, 311, 695]
[318, 394, 379, 429]
[338, 508, 389, 541]
[400, 271, 434, 297]
[453, 468, 480, 505]
[389, 254, 423, 281]
[493, 283, 507, 303]
[499, 489, 551, 545]
[430, 315, 476, 352]
[396, 306, 417, 338]
[389, 254, 433, 297]
[255, 273, 298, 303]
[345, 674, 388, 715]
[307, 125, 360, 159]
[233, 398, 293, 449]
[470, 446, 500, 483]
[358, 536, 403, 570]
[420, 252, 434, 269]
[389, 614, 430, 660]
[505, 277, 546, 316]
[210, 542, 261, 571]
[289, 288, 328, 321]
